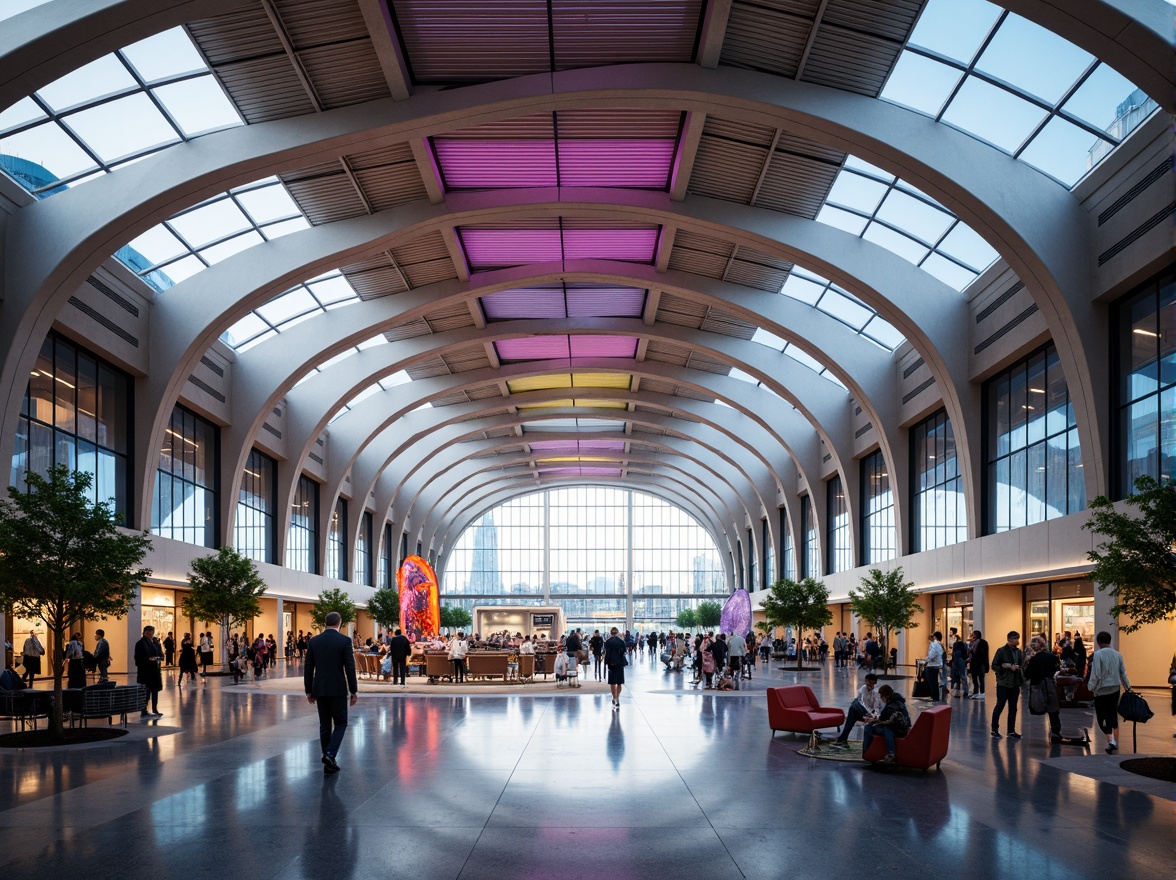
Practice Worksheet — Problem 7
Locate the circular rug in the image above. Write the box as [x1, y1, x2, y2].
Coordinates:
[795, 736, 867, 762]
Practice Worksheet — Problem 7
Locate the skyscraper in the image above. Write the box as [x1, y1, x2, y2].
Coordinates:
[468, 513, 502, 594]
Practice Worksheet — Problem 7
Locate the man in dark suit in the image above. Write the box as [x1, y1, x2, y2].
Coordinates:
[305, 612, 358, 773]
[387, 628, 411, 686]
[134, 625, 164, 717]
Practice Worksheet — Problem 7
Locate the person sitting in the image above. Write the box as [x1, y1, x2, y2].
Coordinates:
[860, 685, 911, 764]
[828, 673, 886, 750]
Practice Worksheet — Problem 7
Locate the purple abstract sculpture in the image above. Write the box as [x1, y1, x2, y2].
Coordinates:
[721, 588, 752, 637]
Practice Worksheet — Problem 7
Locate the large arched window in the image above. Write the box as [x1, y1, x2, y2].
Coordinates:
[441, 487, 727, 631]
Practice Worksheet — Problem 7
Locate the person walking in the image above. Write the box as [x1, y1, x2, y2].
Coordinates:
[968, 630, 989, 700]
[163, 631, 176, 667]
[304, 611, 359, 773]
[134, 625, 164, 717]
[950, 632, 970, 698]
[20, 630, 44, 687]
[727, 631, 746, 689]
[990, 631, 1025, 739]
[1025, 635, 1064, 742]
[387, 628, 411, 686]
[93, 629, 111, 681]
[1087, 630, 1131, 754]
[590, 629, 604, 681]
[922, 632, 945, 703]
[178, 633, 198, 685]
[603, 626, 628, 709]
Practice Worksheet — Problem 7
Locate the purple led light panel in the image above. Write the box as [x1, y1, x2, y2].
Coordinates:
[558, 140, 675, 187]
[433, 140, 556, 188]
[461, 226, 659, 268]
[569, 335, 638, 358]
[495, 337, 570, 360]
[481, 286, 645, 321]
[563, 228, 658, 262]
[495, 335, 638, 361]
[461, 229, 562, 266]
[538, 466, 623, 477]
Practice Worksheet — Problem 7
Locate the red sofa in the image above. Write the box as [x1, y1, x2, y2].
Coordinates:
[767, 685, 845, 735]
[863, 704, 952, 772]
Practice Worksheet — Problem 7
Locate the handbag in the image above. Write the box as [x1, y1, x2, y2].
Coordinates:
[1028, 681, 1046, 715]
[911, 677, 931, 699]
[1117, 690, 1154, 723]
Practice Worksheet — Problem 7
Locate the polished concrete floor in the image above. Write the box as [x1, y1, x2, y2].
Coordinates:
[2, 655, 1173, 879]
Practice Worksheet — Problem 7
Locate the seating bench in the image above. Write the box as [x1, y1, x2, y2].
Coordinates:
[63, 684, 148, 727]
[766, 685, 845, 736]
[0, 689, 52, 730]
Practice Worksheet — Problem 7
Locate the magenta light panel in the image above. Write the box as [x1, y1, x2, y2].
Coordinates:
[460, 225, 659, 268]
[481, 285, 645, 321]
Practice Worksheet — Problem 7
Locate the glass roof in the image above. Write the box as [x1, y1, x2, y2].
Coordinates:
[0, 27, 241, 195]
[778, 266, 905, 351]
[748, 329, 847, 390]
[119, 176, 311, 294]
[223, 269, 363, 352]
[881, 0, 1158, 187]
[328, 369, 414, 424]
[818, 155, 1001, 291]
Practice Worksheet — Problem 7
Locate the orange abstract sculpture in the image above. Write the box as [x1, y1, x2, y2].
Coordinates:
[398, 555, 440, 640]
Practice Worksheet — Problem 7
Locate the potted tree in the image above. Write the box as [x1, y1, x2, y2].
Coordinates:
[848, 567, 923, 679]
[311, 588, 357, 632]
[0, 466, 152, 743]
[694, 600, 722, 632]
[182, 546, 267, 674]
[365, 586, 401, 640]
[760, 576, 832, 671]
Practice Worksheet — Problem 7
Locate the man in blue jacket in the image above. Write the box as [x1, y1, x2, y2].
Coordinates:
[305, 612, 359, 773]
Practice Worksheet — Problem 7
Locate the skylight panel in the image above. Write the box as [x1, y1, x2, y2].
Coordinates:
[1, 123, 96, 181]
[974, 15, 1093, 105]
[200, 230, 265, 265]
[728, 367, 759, 385]
[1, 26, 243, 202]
[781, 274, 824, 306]
[379, 370, 412, 389]
[907, 0, 1000, 64]
[816, 205, 868, 236]
[37, 56, 137, 112]
[827, 173, 888, 214]
[884, 0, 1158, 189]
[875, 190, 953, 243]
[169, 199, 252, 248]
[862, 316, 905, 350]
[154, 78, 241, 138]
[920, 253, 977, 291]
[862, 224, 929, 265]
[751, 328, 786, 350]
[308, 276, 357, 305]
[937, 223, 999, 271]
[222, 313, 269, 348]
[257, 288, 318, 326]
[0, 97, 44, 131]
[940, 78, 1047, 153]
[816, 290, 873, 330]
[120, 28, 209, 81]
[235, 186, 302, 225]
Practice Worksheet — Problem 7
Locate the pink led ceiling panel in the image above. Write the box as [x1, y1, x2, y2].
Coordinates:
[495, 335, 638, 361]
[460, 225, 658, 269]
[558, 140, 676, 187]
[433, 141, 557, 188]
[481, 286, 645, 320]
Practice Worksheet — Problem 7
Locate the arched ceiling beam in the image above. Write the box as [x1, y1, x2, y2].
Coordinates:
[428, 467, 733, 567]
[339, 389, 784, 545]
[277, 357, 820, 570]
[435, 478, 734, 588]
[409, 447, 745, 555]
[0, 0, 253, 114]
[2, 66, 1097, 519]
[396, 425, 765, 551]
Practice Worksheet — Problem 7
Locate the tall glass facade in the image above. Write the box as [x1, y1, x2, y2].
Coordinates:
[378, 522, 394, 589]
[287, 475, 319, 573]
[1115, 269, 1175, 496]
[354, 510, 373, 586]
[326, 498, 348, 581]
[441, 487, 725, 630]
[235, 448, 275, 563]
[152, 404, 218, 547]
[910, 408, 967, 551]
[780, 508, 794, 582]
[825, 475, 852, 573]
[985, 343, 1085, 533]
[860, 449, 896, 564]
[12, 333, 130, 517]
[800, 494, 817, 578]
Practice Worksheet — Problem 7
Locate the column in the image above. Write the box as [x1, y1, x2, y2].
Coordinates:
[275, 598, 285, 661]
[625, 491, 634, 633]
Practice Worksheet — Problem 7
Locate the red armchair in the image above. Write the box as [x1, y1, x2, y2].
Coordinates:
[767, 685, 845, 736]
[863, 704, 952, 772]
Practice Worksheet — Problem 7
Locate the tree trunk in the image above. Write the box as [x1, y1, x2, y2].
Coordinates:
[220, 615, 230, 672]
[49, 623, 65, 740]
